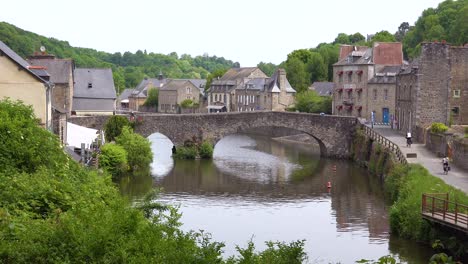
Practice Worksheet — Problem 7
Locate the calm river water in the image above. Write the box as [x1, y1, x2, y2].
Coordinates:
[117, 133, 433, 263]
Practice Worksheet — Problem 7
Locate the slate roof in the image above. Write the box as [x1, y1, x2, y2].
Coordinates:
[73, 68, 116, 99]
[368, 66, 401, 84]
[131, 78, 167, 98]
[334, 42, 403, 66]
[160, 80, 197, 92]
[310, 82, 335, 96]
[0, 40, 48, 83]
[218, 67, 259, 81]
[118, 88, 133, 101]
[266, 69, 296, 93]
[28, 58, 73, 84]
[334, 47, 373, 66]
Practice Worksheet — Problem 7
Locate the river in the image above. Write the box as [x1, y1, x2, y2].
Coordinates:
[117, 133, 433, 263]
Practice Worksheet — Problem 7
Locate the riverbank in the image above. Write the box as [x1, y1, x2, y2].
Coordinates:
[352, 126, 468, 260]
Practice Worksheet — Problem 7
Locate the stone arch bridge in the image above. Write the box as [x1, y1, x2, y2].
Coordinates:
[69, 112, 358, 158]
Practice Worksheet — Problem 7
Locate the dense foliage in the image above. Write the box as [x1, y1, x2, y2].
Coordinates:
[104, 115, 131, 142]
[403, 0, 468, 58]
[291, 90, 332, 114]
[115, 126, 153, 171]
[99, 143, 128, 176]
[0, 22, 237, 93]
[0, 99, 308, 263]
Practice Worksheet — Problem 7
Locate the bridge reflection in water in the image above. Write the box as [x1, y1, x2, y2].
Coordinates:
[117, 133, 434, 263]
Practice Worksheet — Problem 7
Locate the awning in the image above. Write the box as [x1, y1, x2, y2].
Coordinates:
[67, 122, 99, 148]
[120, 99, 129, 103]
[207, 105, 226, 110]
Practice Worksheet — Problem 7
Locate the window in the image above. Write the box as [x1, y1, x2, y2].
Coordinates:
[348, 74, 352, 83]
[186, 87, 191, 94]
[384, 89, 388, 100]
[357, 92, 361, 102]
[87, 82, 92, 88]
[452, 106, 460, 115]
[373, 89, 377, 100]
[224, 94, 227, 102]
[339, 75, 343, 83]
[358, 74, 362, 83]
[453, 90, 461, 98]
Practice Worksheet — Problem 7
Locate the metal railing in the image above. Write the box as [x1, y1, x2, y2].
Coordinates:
[361, 124, 407, 164]
[422, 193, 468, 231]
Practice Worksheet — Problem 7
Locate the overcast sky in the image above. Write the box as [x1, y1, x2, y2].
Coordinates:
[1, 0, 443, 66]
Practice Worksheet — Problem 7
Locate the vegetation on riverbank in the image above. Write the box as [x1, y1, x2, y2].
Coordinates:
[385, 164, 468, 258]
[0, 99, 308, 263]
[351, 126, 468, 260]
[100, 116, 153, 176]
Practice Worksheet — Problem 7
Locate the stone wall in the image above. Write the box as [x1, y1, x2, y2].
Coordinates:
[452, 138, 468, 170]
[449, 47, 468, 125]
[425, 132, 447, 157]
[69, 112, 358, 159]
[367, 82, 396, 124]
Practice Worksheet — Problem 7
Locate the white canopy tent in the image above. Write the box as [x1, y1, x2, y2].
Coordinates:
[66, 122, 100, 148]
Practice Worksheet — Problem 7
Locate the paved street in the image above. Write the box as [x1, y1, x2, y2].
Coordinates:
[371, 125, 468, 194]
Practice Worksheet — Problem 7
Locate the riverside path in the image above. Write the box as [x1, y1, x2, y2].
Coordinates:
[371, 125, 468, 194]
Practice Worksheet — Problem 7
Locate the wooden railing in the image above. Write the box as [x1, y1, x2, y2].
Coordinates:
[422, 193, 468, 232]
[361, 124, 407, 164]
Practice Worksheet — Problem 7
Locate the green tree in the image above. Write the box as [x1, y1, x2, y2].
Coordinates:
[285, 57, 309, 93]
[307, 52, 328, 83]
[257, 62, 277, 76]
[294, 90, 332, 114]
[115, 126, 153, 171]
[104, 115, 131, 142]
[143, 87, 159, 108]
[370, 30, 397, 44]
[99, 143, 128, 177]
[180, 99, 194, 108]
[333, 33, 351, 44]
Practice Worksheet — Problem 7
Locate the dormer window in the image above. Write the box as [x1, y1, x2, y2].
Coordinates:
[88, 82, 92, 88]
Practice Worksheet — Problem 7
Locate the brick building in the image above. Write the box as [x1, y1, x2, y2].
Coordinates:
[396, 43, 468, 138]
[332, 43, 403, 121]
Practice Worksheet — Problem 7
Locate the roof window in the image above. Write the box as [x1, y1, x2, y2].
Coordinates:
[88, 82, 93, 88]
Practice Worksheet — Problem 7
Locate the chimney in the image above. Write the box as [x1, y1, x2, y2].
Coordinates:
[278, 68, 287, 92]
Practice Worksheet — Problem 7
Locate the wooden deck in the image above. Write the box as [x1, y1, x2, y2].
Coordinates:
[421, 193, 468, 233]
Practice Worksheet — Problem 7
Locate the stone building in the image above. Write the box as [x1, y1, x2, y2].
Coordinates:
[158, 80, 201, 113]
[396, 42, 468, 138]
[28, 53, 74, 144]
[72, 68, 116, 115]
[0, 41, 52, 129]
[333, 43, 403, 120]
[367, 66, 400, 124]
[129, 73, 167, 111]
[207, 67, 295, 112]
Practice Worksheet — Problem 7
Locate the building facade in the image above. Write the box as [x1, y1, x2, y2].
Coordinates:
[0, 41, 52, 129]
[333, 43, 403, 121]
[158, 80, 201, 113]
[396, 43, 468, 137]
[367, 66, 400, 124]
[207, 67, 295, 113]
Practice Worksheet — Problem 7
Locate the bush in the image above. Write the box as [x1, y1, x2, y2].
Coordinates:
[430, 122, 448, 134]
[180, 99, 194, 108]
[173, 146, 198, 159]
[143, 87, 158, 107]
[104, 115, 131, 142]
[115, 127, 153, 171]
[294, 90, 332, 114]
[0, 99, 68, 174]
[99, 143, 128, 177]
[199, 141, 214, 159]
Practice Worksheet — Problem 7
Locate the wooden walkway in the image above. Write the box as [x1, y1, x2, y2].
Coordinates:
[422, 193, 468, 233]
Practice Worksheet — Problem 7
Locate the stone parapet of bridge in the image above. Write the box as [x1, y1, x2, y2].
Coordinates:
[69, 112, 358, 159]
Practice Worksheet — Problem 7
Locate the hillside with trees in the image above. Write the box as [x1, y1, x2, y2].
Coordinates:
[0, 22, 238, 93]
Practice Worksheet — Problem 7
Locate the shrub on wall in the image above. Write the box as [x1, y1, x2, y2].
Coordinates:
[199, 141, 214, 159]
[430, 123, 448, 134]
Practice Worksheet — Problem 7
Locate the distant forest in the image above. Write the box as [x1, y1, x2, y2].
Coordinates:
[0, 0, 466, 94]
[0, 22, 238, 93]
